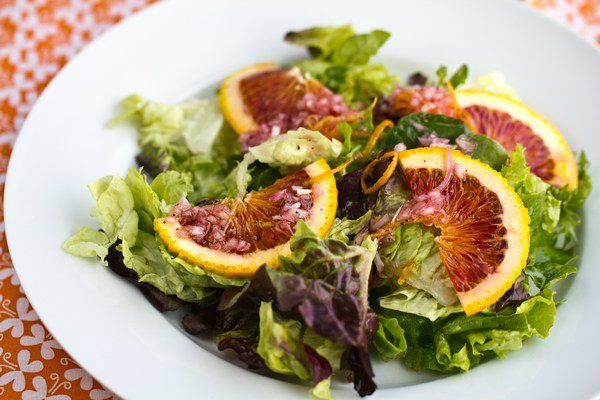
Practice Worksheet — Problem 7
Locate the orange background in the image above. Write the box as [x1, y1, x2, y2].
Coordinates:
[0, 1, 597, 399]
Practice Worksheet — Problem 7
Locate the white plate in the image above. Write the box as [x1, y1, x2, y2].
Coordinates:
[5, 0, 600, 399]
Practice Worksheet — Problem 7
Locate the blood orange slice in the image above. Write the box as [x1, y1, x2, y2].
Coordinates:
[155, 159, 337, 278]
[456, 89, 578, 188]
[219, 62, 352, 149]
[396, 148, 530, 316]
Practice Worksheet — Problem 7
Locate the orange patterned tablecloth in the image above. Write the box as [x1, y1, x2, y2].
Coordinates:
[0, 1, 598, 399]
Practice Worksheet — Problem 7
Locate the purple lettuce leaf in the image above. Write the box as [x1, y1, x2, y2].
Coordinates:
[219, 265, 377, 396]
[341, 347, 377, 397]
[407, 72, 428, 86]
[218, 222, 379, 397]
[275, 266, 373, 349]
[303, 344, 333, 387]
[218, 338, 267, 371]
[182, 303, 259, 338]
[493, 273, 531, 312]
[337, 169, 378, 219]
[219, 224, 378, 350]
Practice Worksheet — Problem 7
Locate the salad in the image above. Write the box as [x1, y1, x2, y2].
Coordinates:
[64, 25, 590, 398]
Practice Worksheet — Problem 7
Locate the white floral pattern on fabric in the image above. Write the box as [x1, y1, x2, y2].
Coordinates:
[20, 324, 60, 360]
[0, 266, 20, 287]
[64, 367, 94, 391]
[90, 387, 119, 400]
[0, 298, 38, 338]
[22, 375, 71, 400]
[0, 350, 43, 392]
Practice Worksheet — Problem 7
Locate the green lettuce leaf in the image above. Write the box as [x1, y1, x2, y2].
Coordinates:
[110, 95, 188, 173]
[180, 98, 224, 154]
[435, 65, 448, 86]
[449, 65, 469, 88]
[297, 60, 396, 107]
[248, 128, 342, 172]
[124, 169, 162, 231]
[377, 222, 457, 305]
[111, 95, 224, 155]
[109, 94, 183, 136]
[88, 174, 139, 244]
[522, 259, 577, 296]
[379, 285, 462, 321]
[374, 290, 557, 372]
[226, 128, 342, 198]
[288, 25, 396, 107]
[247, 163, 282, 191]
[378, 223, 436, 278]
[286, 25, 388, 67]
[150, 170, 194, 206]
[501, 146, 568, 259]
[372, 317, 407, 362]
[293, 59, 332, 80]
[64, 168, 243, 302]
[285, 25, 355, 59]
[405, 249, 458, 308]
[110, 94, 240, 182]
[336, 64, 397, 107]
[435, 64, 469, 88]
[331, 30, 390, 66]
[62, 227, 110, 261]
[210, 122, 242, 163]
[469, 134, 508, 170]
[175, 153, 240, 202]
[121, 232, 244, 303]
[326, 211, 372, 243]
[122, 231, 213, 302]
[334, 108, 375, 167]
[549, 152, 591, 247]
[499, 147, 589, 305]
[377, 222, 460, 319]
[373, 176, 411, 215]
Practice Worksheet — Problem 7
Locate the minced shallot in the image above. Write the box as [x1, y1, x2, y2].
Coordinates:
[171, 183, 313, 254]
[417, 134, 453, 148]
[171, 199, 253, 253]
[377, 84, 458, 120]
[392, 150, 455, 224]
[240, 89, 352, 151]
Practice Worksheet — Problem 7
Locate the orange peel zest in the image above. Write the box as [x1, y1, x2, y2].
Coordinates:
[360, 151, 399, 194]
[309, 119, 395, 184]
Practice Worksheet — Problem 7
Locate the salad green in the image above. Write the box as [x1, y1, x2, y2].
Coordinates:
[64, 25, 590, 399]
